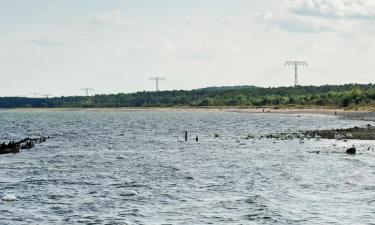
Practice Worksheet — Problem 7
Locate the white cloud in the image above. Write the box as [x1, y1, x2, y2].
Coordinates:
[290, 0, 375, 19]
[311, 42, 331, 53]
[251, 11, 337, 33]
[251, 0, 374, 33]
[223, 16, 243, 25]
[1, 1, 375, 96]
[362, 43, 375, 54]
[12, 29, 74, 48]
[184, 17, 208, 29]
[28, 38, 64, 47]
[92, 10, 136, 28]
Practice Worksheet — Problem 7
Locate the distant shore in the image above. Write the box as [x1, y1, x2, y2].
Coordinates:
[1, 107, 375, 121]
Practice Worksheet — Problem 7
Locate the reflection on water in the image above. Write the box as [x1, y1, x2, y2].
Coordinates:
[0, 110, 374, 224]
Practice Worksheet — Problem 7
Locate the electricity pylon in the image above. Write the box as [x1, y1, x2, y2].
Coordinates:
[149, 77, 166, 105]
[80, 88, 94, 96]
[285, 61, 308, 87]
[149, 77, 166, 92]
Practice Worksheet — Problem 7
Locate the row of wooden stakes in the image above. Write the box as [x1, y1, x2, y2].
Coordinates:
[0, 137, 49, 155]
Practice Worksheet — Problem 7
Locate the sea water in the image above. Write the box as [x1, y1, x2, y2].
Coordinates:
[0, 110, 374, 225]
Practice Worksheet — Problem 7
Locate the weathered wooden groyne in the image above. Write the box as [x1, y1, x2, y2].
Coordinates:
[0, 137, 49, 155]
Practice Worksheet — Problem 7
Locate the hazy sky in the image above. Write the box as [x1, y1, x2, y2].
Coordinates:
[1, 0, 374, 96]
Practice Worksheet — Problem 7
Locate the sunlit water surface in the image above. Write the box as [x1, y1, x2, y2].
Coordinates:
[0, 110, 374, 225]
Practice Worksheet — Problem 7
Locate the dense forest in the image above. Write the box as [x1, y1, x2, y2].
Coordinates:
[0, 84, 374, 109]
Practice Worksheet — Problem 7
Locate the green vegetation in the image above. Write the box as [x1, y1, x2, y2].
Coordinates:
[1, 84, 375, 109]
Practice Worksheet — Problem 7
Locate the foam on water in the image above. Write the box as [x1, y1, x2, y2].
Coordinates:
[2, 194, 17, 201]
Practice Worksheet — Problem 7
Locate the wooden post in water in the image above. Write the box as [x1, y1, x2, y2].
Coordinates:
[185, 131, 188, 141]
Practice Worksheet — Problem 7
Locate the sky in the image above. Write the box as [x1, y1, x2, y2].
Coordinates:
[0, 0, 374, 97]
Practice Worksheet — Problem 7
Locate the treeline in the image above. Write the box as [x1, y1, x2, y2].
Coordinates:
[0, 84, 374, 108]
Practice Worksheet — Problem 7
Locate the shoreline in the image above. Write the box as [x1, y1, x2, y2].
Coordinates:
[1, 107, 375, 121]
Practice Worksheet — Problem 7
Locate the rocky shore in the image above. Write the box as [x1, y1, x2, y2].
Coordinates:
[306, 125, 375, 140]
[249, 125, 375, 155]
[257, 125, 375, 141]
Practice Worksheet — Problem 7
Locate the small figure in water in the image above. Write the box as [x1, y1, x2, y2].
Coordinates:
[196, 136, 199, 142]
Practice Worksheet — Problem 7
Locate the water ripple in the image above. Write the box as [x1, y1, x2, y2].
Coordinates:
[0, 110, 374, 224]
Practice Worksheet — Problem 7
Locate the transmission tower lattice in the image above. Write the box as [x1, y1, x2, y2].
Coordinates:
[80, 88, 94, 96]
[149, 77, 166, 92]
[149, 77, 166, 106]
[285, 61, 308, 87]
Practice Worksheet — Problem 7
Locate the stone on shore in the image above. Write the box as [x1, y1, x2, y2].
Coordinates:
[346, 147, 356, 155]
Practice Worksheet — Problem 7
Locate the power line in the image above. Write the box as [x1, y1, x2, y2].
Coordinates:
[285, 61, 308, 87]
[80, 88, 94, 96]
[30, 92, 40, 98]
[41, 94, 52, 98]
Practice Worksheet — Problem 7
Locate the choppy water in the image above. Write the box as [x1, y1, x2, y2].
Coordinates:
[0, 110, 374, 225]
